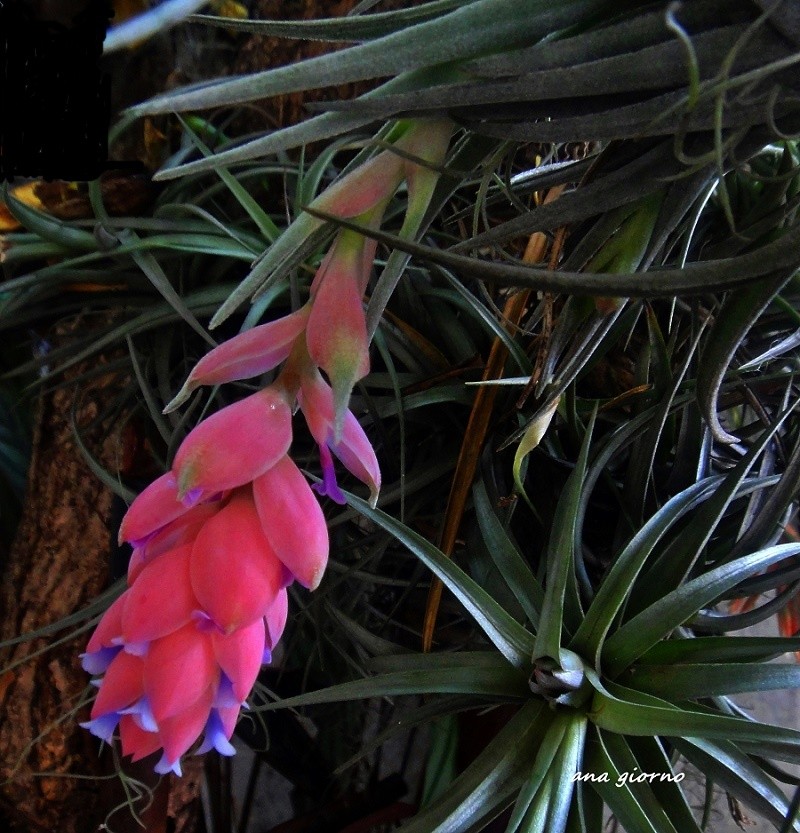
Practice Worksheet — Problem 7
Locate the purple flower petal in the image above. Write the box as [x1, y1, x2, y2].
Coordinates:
[119, 697, 158, 733]
[154, 752, 183, 777]
[80, 712, 120, 744]
[81, 646, 122, 675]
[197, 710, 236, 757]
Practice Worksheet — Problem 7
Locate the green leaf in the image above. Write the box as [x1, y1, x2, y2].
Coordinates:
[637, 636, 800, 665]
[422, 714, 460, 807]
[191, 0, 471, 42]
[599, 732, 694, 833]
[570, 475, 722, 665]
[349, 494, 536, 670]
[369, 651, 517, 674]
[2, 184, 98, 251]
[582, 726, 665, 833]
[603, 542, 800, 676]
[130, 0, 609, 116]
[588, 677, 800, 756]
[674, 737, 799, 831]
[118, 231, 217, 348]
[305, 209, 800, 297]
[697, 271, 794, 443]
[473, 478, 544, 628]
[259, 664, 528, 711]
[507, 715, 567, 833]
[545, 715, 588, 833]
[633, 408, 795, 613]
[178, 116, 281, 243]
[534, 409, 595, 661]
[624, 662, 800, 699]
[399, 700, 547, 833]
[625, 736, 703, 833]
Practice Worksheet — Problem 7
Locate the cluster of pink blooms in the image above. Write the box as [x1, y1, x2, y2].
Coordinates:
[81, 119, 451, 775]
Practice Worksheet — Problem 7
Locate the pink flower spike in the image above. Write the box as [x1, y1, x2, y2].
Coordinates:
[299, 371, 381, 506]
[144, 624, 217, 723]
[252, 456, 329, 590]
[212, 617, 265, 703]
[190, 491, 284, 633]
[165, 306, 311, 413]
[122, 545, 196, 644]
[118, 471, 190, 547]
[173, 387, 292, 503]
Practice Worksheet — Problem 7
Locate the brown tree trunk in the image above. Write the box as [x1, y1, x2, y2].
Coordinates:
[0, 339, 124, 830]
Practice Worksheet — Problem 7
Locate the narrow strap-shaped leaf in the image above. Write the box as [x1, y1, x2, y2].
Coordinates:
[462, 86, 797, 144]
[326, 24, 756, 118]
[598, 733, 689, 833]
[121, 230, 216, 347]
[730, 430, 800, 560]
[349, 494, 536, 669]
[569, 476, 721, 664]
[633, 408, 796, 612]
[259, 664, 529, 710]
[637, 635, 800, 665]
[673, 737, 797, 831]
[602, 542, 800, 676]
[697, 271, 794, 443]
[369, 651, 516, 673]
[457, 141, 678, 249]
[624, 662, 800, 699]
[2, 184, 98, 251]
[534, 409, 595, 661]
[301, 208, 800, 297]
[588, 675, 800, 753]
[545, 716, 588, 833]
[130, 0, 610, 116]
[474, 478, 543, 627]
[625, 736, 703, 833]
[467, 0, 750, 76]
[581, 726, 663, 833]
[507, 715, 568, 833]
[178, 116, 281, 243]
[190, 0, 471, 41]
[398, 700, 547, 833]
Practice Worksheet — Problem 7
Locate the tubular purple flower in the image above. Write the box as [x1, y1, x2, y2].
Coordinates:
[298, 369, 381, 506]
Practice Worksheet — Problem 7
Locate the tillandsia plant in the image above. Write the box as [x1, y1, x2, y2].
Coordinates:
[4, 0, 800, 831]
[79, 118, 451, 776]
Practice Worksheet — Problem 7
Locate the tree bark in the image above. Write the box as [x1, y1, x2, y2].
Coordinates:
[0, 327, 124, 832]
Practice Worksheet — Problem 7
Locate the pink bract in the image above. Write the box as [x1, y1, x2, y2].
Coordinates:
[173, 386, 292, 502]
